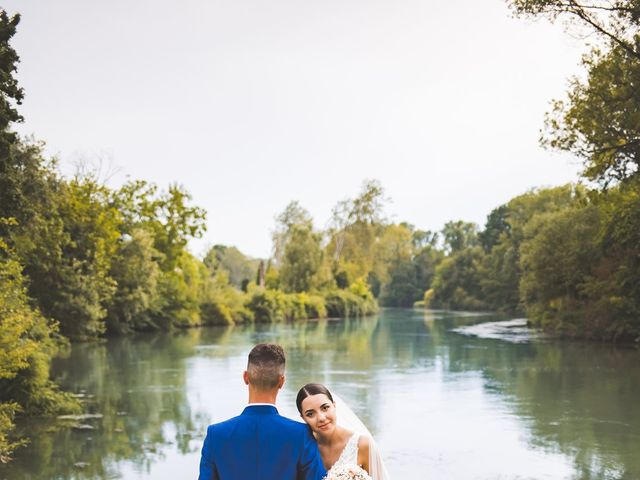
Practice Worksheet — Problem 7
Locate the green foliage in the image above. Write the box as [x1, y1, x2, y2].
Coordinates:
[112, 180, 206, 271]
[0, 11, 23, 160]
[429, 188, 576, 312]
[509, 0, 640, 186]
[375, 224, 419, 306]
[521, 180, 640, 341]
[203, 245, 259, 289]
[200, 270, 251, 325]
[271, 201, 313, 267]
[0, 140, 59, 242]
[478, 185, 582, 314]
[508, 1, 640, 62]
[14, 177, 120, 339]
[0, 402, 22, 464]
[430, 247, 487, 311]
[279, 223, 323, 293]
[322, 278, 377, 317]
[478, 205, 509, 252]
[105, 228, 161, 334]
[375, 224, 444, 307]
[245, 288, 327, 322]
[149, 252, 203, 329]
[594, 180, 640, 339]
[441, 220, 479, 254]
[0, 236, 79, 462]
[520, 204, 601, 335]
[324, 288, 378, 318]
[544, 45, 640, 185]
[327, 180, 388, 282]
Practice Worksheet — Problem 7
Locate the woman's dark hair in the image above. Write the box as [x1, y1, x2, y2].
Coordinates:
[296, 383, 334, 414]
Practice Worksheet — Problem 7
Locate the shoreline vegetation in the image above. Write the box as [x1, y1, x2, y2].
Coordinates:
[1, 1, 640, 463]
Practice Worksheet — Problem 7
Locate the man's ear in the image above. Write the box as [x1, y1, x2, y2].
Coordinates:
[278, 375, 285, 389]
[243, 370, 250, 385]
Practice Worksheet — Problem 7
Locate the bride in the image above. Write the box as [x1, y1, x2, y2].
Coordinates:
[295, 383, 390, 480]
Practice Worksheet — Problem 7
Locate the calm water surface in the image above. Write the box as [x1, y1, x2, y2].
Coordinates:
[2, 309, 639, 480]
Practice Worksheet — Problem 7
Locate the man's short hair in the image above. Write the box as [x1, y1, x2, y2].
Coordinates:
[247, 343, 286, 390]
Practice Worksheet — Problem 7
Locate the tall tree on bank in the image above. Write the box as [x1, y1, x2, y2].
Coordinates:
[509, 0, 640, 186]
[0, 11, 78, 462]
[0, 11, 26, 239]
[327, 179, 388, 286]
[279, 223, 324, 293]
[0, 11, 22, 159]
[270, 201, 313, 268]
[14, 176, 120, 339]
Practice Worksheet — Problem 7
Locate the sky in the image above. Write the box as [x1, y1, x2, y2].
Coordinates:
[3, 0, 586, 258]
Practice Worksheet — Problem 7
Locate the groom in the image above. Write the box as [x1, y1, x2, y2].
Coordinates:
[198, 343, 326, 480]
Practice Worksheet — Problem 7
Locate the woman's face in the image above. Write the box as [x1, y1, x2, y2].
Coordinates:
[300, 393, 337, 436]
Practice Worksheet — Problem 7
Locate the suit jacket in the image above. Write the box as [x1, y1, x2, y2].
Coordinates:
[198, 405, 327, 480]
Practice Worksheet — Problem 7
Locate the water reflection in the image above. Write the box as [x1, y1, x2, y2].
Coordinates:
[1, 309, 639, 480]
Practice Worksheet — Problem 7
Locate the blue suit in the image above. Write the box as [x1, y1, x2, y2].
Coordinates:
[198, 405, 327, 480]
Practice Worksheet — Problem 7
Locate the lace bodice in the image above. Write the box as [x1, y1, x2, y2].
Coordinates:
[329, 433, 360, 471]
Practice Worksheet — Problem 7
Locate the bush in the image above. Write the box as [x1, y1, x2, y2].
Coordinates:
[324, 289, 378, 318]
[245, 289, 327, 322]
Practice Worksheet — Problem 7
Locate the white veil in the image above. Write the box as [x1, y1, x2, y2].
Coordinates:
[332, 393, 391, 480]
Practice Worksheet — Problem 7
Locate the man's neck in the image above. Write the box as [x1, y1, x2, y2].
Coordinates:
[248, 389, 278, 405]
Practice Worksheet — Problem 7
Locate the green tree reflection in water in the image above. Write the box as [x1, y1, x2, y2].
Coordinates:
[4, 329, 222, 479]
[441, 314, 640, 480]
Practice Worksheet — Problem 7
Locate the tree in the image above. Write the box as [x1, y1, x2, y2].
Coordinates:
[441, 220, 478, 255]
[430, 247, 487, 310]
[509, 0, 640, 186]
[478, 204, 510, 252]
[519, 179, 640, 341]
[0, 11, 23, 160]
[543, 44, 640, 185]
[204, 245, 260, 289]
[375, 224, 423, 306]
[271, 201, 312, 267]
[508, 1, 640, 61]
[413, 245, 444, 295]
[411, 228, 439, 249]
[279, 223, 323, 293]
[112, 180, 206, 271]
[520, 204, 602, 335]
[14, 176, 120, 339]
[105, 228, 160, 334]
[327, 179, 389, 285]
[478, 185, 582, 313]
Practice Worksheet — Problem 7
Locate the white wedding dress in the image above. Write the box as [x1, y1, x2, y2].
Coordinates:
[327, 433, 360, 474]
[326, 395, 391, 480]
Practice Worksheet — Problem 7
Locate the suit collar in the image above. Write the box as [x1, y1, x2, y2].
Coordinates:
[242, 405, 279, 415]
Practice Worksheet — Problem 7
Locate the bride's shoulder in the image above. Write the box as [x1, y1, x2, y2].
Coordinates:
[356, 435, 371, 471]
[356, 434, 371, 452]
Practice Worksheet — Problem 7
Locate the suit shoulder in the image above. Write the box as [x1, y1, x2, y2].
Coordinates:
[275, 415, 312, 435]
[207, 415, 242, 432]
[276, 415, 305, 427]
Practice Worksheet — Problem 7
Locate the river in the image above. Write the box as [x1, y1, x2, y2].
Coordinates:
[2, 309, 639, 479]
